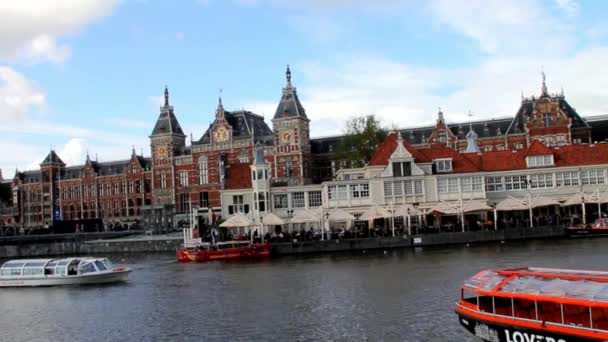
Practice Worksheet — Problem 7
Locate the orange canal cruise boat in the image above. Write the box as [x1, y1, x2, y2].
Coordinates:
[456, 267, 608, 342]
[176, 226, 270, 262]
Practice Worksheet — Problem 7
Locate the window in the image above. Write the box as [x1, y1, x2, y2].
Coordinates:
[179, 193, 189, 213]
[179, 171, 188, 187]
[384, 181, 393, 196]
[504, 175, 528, 190]
[122, 181, 127, 195]
[529, 173, 553, 189]
[394, 180, 403, 196]
[238, 150, 249, 163]
[414, 180, 423, 195]
[199, 156, 208, 185]
[285, 161, 293, 177]
[581, 169, 605, 185]
[515, 143, 524, 150]
[351, 184, 369, 198]
[257, 192, 266, 212]
[131, 165, 138, 174]
[556, 171, 579, 187]
[461, 176, 482, 192]
[160, 172, 167, 188]
[113, 183, 119, 196]
[438, 130, 447, 143]
[199, 191, 209, 208]
[273, 194, 288, 209]
[434, 159, 452, 173]
[527, 155, 554, 168]
[292, 192, 305, 208]
[328, 185, 347, 200]
[393, 162, 412, 177]
[543, 113, 552, 127]
[308, 191, 322, 207]
[485, 177, 503, 192]
[438, 178, 459, 193]
[232, 195, 244, 213]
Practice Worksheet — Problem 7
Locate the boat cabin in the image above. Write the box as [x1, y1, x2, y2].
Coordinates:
[459, 267, 608, 331]
[0, 258, 115, 278]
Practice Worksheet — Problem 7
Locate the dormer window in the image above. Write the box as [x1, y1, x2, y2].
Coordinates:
[434, 159, 452, 173]
[392, 162, 411, 177]
[527, 155, 554, 168]
[438, 130, 447, 143]
[543, 113, 552, 127]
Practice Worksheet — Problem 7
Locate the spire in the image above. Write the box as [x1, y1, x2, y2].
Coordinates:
[437, 107, 444, 122]
[286, 64, 292, 87]
[541, 69, 548, 97]
[164, 85, 169, 107]
[86, 149, 90, 162]
[216, 93, 225, 119]
[131, 145, 136, 157]
[465, 127, 480, 153]
[253, 141, 266, 165]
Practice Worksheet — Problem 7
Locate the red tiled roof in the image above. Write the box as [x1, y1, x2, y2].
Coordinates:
[525, 140, 553, 156]
[369, 132, 608, 174]
[224, 163, 252, 189]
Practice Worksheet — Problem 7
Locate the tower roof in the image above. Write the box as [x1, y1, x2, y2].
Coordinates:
[273, 65, 307, 120]
[41, 150, 65, 165]
[151, 86, 185, 136]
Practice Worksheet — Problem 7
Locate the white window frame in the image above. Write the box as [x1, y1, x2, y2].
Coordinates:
[434, 159, 452, 173]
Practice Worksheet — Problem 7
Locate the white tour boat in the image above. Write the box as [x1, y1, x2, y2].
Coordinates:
[0, 257, 132, 287]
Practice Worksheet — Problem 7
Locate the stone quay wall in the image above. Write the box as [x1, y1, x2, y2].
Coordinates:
[0, 226, 565, 259]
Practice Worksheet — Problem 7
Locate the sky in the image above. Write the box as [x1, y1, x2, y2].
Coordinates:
[1, 0, 608, 177]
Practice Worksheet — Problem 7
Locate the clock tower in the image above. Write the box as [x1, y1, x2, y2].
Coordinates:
[272, 65, 311, 185]
[150, 86, 186, 205]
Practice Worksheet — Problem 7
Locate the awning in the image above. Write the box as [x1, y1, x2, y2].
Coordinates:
[394, 203, 420, 216]
[219, 213, 251, 228]
[328, 208, 356, 221]
[290, 209, 321, 223]
[428, 200, 492, 215]
[496, 197, 529, 211]
[260, 212, 285, 225]
[360, 206, 391, 220]
[562, 191, 608, 206]
[528, 196, 561, 208]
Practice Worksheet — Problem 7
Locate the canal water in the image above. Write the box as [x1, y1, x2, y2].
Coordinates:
[2, 237, 608, 342]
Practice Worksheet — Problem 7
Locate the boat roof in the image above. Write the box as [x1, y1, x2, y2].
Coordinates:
[463, 267, 608, 304]
[1, 257, 107, 268]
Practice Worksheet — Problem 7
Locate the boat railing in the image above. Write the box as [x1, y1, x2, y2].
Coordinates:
[460, 292, 608, 333]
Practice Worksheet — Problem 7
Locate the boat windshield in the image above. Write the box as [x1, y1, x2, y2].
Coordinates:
[78, 262, 97, 274]
[94, 260, 107, 271]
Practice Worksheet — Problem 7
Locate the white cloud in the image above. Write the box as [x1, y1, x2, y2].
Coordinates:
[0, 66, 46, 120]
[429, 0, 572, 55]
[555, 0, 579, 16]
[282, 47, 608, 137]
[57, 138, 86, 166]
[149, 95, 164, 107]
[0, 0, 118, 63]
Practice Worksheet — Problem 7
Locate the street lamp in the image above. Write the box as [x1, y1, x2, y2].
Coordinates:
[324, 211, 330, 241]
[260, 215, 264, 242]
[406, 207, 411, 236]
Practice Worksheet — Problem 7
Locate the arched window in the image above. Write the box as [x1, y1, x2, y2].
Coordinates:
[238, 149, 249, 163]
[199, 156, 208, 185]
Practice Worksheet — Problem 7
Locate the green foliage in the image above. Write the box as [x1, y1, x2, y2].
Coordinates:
[337, 114, 388, 168]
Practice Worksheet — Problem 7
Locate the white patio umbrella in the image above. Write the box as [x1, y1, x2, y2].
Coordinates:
[394, 203, 420, 235]
[360, 206, 391, 220]
[260, 212, 285, 236]
[496, 197, 529, 211]
[290, 209, 321, 223]
[328, 208, 355, 221]
[219, 213, 251, 228]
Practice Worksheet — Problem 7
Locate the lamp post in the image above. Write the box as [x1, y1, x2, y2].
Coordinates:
[324, 211, 330, 241]
[260, 215, 264, 243]
[406, 207, 411, 236]
[390, 200, 395, 237]
[287, 209, 293, 235]
[527, 179, 533, 228]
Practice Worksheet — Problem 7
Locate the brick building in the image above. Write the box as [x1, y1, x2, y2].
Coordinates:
[6, 68, 608, 230]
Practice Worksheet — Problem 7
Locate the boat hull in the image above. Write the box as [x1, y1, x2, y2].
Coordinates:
[176, 243, 271, 262]
[566, 228, 608, 237]
[0, 270, 131, 287]
[456, 310, 600, 342]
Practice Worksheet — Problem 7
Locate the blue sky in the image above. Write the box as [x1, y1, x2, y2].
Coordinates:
[1, 0, 608, 177]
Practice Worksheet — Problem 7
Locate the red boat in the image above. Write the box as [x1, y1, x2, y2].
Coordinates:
[456, 267, 608, 342]
[177, 241, 271, 262]
[567, 218, 608, 237]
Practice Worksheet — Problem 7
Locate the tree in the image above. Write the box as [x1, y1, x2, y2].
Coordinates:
[337, 114, 388, 168]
